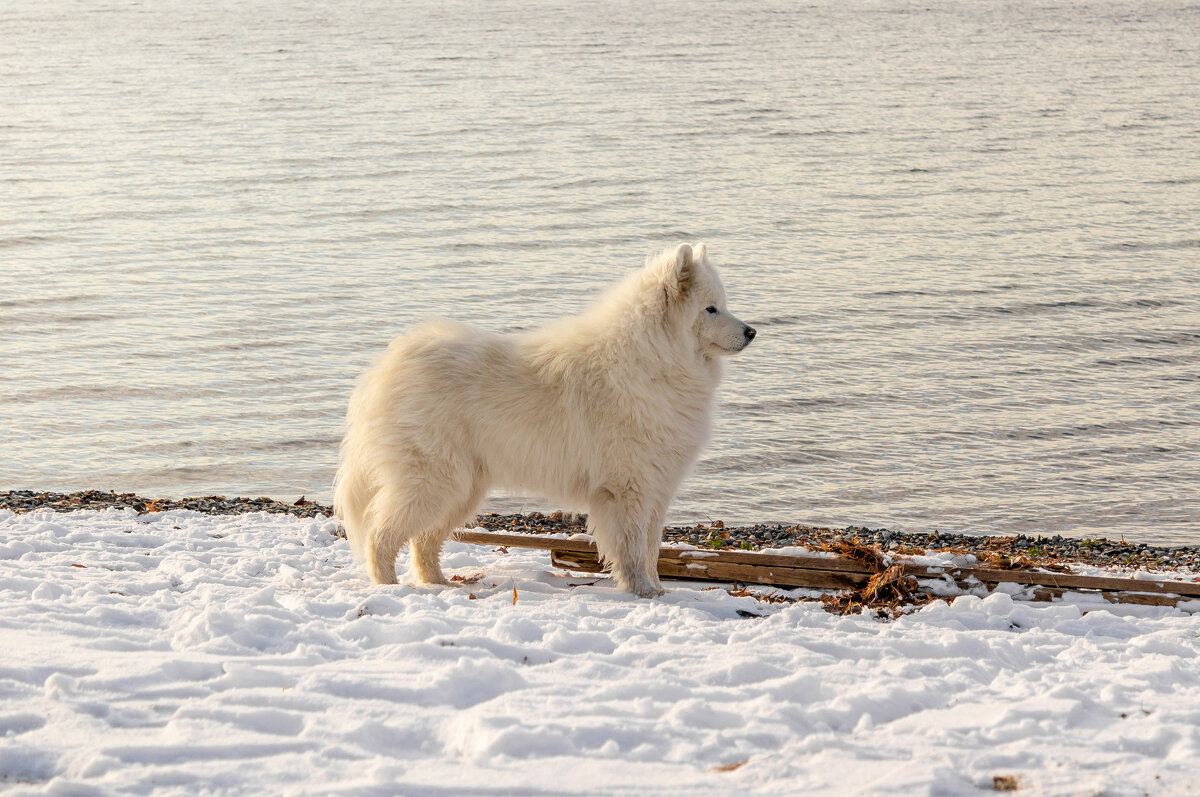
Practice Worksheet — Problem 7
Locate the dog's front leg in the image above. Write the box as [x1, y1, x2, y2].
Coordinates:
[644, 505, 667, 594]
[588, 488, 664, 598]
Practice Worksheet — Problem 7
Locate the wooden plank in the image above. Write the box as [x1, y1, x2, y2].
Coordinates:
[548, 550, 604, 573]
[654, 557, 868, 591]
[549, 548, 1200, 610]
[460, 529, 877, 573]
[550, 550, 868, 591]
[553, 547, 1200, 610]
[1028, 587, 1195, 609]
[915, 564, 1200, 598]
[455, 530, 597, 553]
[460, 529, 1200, 599]
[658, 546, 874, 574]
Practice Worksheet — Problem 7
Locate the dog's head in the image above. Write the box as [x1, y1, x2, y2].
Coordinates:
[656, 243, 756, 357]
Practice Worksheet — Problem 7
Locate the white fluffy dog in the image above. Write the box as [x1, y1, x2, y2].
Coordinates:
[334, 243, 756, 597]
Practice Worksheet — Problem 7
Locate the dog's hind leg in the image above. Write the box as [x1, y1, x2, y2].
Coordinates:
[410, 480, 485, 585]
[363, 476, 449, 586]
[409, 529, 448, 585]
[364, 520, 404, 586]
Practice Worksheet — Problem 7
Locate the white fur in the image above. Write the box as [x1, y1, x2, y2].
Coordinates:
[334, 243, 755, 597]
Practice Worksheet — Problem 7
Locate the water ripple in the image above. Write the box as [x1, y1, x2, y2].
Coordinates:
[2, 0, 1198, 543]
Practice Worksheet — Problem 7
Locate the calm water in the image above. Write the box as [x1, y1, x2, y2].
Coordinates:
[2, 0, 1198, 543]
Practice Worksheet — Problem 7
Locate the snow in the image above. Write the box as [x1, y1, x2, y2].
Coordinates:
[2, 509, 1199, 796]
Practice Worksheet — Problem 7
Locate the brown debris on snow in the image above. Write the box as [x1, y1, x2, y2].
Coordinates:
[814, 537, 936, 619]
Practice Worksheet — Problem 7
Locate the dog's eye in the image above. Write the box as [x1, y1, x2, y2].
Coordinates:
[705, 306, 717, 314]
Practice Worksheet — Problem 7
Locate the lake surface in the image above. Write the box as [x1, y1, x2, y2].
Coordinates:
[2, 0, 1198, 543]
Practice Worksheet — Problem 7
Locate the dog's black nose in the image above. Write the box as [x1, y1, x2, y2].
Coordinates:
[744, 326, 756, 341]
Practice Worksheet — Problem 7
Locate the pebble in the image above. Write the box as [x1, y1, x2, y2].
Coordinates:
[0, 489, 331, 519]
[2, 489, 1197, 573]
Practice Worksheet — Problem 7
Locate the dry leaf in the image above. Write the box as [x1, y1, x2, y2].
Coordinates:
[726, 588, 793, 605]
[450, 572, 484, 584]
[70, 564, 86, 568]
[992, 774, 1020, 791]
[468, 593, 477, 600]
[512, 587, 518, 605]
[711, 760, 748, 773]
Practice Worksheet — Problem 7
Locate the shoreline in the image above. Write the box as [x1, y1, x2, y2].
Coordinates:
[3, 489, 1197, 572]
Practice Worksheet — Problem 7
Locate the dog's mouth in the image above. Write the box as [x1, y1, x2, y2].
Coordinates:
[713, 340, 750, 355]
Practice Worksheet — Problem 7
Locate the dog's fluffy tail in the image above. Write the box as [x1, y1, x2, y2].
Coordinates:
[333, 446, 372, 568]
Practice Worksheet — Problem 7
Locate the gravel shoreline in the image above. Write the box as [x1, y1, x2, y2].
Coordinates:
[4, 489, 1198, 572]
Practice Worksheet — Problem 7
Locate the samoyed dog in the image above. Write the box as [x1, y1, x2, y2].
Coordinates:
[334, 243, 756, 597]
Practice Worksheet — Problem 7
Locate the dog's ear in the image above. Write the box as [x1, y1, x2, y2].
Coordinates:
[664, 243, 695, 301]
[693, 242, 707, 262]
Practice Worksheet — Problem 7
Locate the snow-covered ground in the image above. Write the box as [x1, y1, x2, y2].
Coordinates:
[2, 509, 1198, 796]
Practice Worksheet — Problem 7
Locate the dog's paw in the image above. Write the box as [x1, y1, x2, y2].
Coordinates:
[614, 569, 667, 598]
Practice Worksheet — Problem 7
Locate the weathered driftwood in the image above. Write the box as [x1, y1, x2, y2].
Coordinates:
[455, 529, 1200, 609]
[549, 548, 869, 591]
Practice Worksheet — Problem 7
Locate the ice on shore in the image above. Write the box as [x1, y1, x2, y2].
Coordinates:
[1, 509, 1198, 795]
